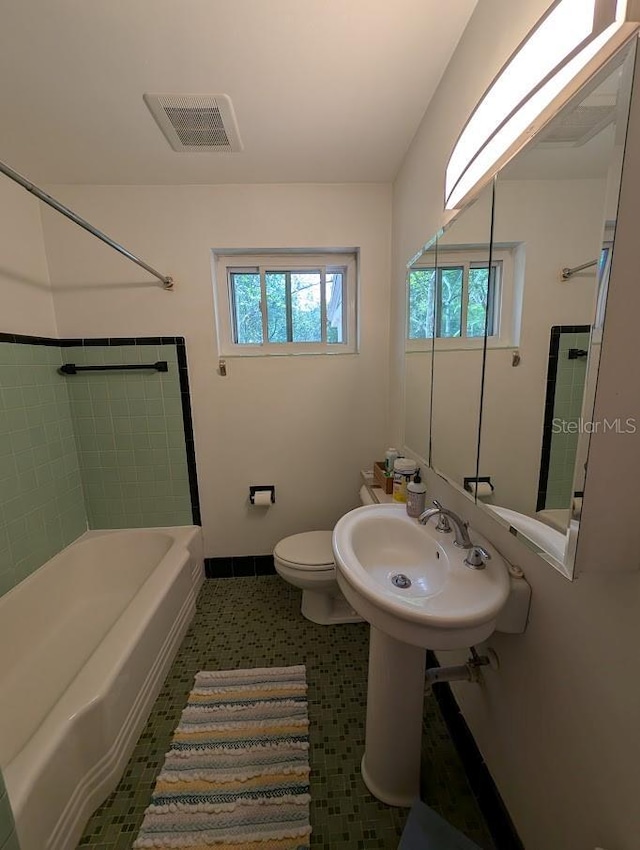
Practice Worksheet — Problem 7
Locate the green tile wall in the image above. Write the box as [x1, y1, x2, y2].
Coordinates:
[0, 338, 194, 600]
[545, 331, 590, 510]
[66, 345, 192, 529]
[0, 343, 87, 596]
[0, 769, 19, 850]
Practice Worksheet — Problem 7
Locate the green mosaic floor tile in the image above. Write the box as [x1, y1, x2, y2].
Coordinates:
[77, 577, 494, 849]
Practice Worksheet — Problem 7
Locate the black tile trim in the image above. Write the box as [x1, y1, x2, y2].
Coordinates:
[426, 651, 523, 850]
[135, 336, 170, 345]
[255, 555, 276, 575]
[536, 324, 591, 512]
[0, 332, 185, 347]
[205, 555, 276, 578]
[78, 337, 110, 346]
[205, 557, 233, 578]
[175, 338, 201, 526]
[0, 332, 60, 346]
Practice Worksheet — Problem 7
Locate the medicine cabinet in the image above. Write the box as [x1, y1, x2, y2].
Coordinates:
[403, 40, 640, 578]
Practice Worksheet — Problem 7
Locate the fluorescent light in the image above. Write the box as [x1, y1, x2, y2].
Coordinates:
[445, 0, 639, 210]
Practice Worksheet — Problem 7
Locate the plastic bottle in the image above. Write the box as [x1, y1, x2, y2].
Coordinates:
[384, 448, 399, 475]
[406, 471, 427, 518]
[392, 458, 417, 503]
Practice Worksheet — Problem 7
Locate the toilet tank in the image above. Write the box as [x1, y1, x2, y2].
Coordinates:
[359, 485, 376, 506]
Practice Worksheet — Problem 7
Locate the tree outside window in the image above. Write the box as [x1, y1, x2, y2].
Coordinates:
[228, 265, 347, 347]
[408, 258, 500, 340]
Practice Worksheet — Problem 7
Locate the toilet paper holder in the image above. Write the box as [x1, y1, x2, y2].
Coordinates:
[250, 485, 276, 504]
[463, 476, 494, 495]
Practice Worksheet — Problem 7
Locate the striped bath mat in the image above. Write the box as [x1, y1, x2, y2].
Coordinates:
[133, 665, 311, 849]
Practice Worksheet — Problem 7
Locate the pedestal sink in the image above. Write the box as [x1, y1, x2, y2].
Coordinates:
[332, 503, 509, 807]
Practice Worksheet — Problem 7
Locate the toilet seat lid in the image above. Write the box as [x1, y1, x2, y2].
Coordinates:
[274, 530, 335, 569]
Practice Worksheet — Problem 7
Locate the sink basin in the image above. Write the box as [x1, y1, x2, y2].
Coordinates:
[332, 503, 510, 650]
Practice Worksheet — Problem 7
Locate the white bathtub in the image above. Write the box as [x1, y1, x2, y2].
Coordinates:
[0, 526, 204, 850]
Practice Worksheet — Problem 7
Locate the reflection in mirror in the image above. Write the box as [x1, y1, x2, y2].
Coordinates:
[430, 183, 495, 497]
[403, 241, 437, 465]
[476, 42, 635, 577]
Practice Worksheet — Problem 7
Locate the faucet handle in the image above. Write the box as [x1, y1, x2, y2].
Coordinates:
[464, 545, 492, 570]
[432, 499, 443, 510]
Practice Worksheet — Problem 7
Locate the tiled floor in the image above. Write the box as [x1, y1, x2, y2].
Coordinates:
[78, 576, 494, 849]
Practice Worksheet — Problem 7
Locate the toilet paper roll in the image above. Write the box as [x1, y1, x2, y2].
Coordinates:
[571, 496, 583, 520]
[252, 490, 273, 507]
[468, 481, 493, 499]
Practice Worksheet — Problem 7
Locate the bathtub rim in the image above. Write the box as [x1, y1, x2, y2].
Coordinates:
[0, 525, 202, 610]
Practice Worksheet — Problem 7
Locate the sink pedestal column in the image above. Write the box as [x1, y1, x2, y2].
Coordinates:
[361, 626, 426, 807]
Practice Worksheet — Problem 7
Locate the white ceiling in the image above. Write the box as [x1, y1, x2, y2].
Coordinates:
[0, 1, 477, 186]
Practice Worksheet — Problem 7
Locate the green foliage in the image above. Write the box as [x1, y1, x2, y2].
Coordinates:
[408, 269, 436, 339]
[265, 272, 286, 342]
[231, 269, 343, 345]
[467, 267, 490, 337]
[290, 273, 322, 342]
[232, 273, 262, 344]
[439, 267, 462, 337]
[408, 261, 496, 340]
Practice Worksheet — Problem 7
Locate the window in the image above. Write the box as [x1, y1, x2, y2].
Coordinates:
[408, 259, 500, 340]
[407, 248, 515, 348]
[213, 252, 357, 355]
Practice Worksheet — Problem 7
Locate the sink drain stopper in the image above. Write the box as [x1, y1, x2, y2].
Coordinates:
[391, 573, 411, 589]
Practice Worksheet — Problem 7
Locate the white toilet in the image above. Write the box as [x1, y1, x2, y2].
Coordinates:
[273, 487, 373, 625]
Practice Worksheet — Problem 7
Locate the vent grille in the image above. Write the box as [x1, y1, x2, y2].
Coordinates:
[541, 104, 615, 146]
[143, 94, 243, 152]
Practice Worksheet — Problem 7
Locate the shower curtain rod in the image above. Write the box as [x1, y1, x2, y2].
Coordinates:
[561, 258, 598, 280]
[0, 160, 174, 290]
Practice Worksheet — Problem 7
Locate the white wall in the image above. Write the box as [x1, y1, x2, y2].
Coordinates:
[392, 2, 640, 848]
[42, 183, 391, 556]
[0, 177, 57, 336]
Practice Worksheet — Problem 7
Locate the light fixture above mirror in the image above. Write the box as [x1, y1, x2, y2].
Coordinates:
[445, 0, 640, 210]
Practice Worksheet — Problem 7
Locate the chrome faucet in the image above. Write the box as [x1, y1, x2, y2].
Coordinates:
[418, 500, 492, 569]
[418, 499, 473, 548]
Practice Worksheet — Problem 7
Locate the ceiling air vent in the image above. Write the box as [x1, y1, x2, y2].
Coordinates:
[540, 103, 616, 147]
[143, 93, 243, 152]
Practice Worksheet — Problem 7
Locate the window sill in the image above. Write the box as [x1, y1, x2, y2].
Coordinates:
[219, 347, 358, 358]
[406, 339, 516, 353]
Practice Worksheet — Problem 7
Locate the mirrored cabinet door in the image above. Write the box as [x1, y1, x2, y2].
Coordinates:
[475, 42, 636, 576]
[430, 183, 495, 495]
[403, 241, 437, 465]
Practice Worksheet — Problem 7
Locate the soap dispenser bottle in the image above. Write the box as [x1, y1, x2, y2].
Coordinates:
[406, 471, 427, 518]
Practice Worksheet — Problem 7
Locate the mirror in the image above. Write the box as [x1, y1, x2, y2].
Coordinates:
[404, 240, 437, 466]
[403, 184, 495, 494]
[431, 185, 494, 494]
[402, 40, 636, 578]
[476, 42, 636, 577]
